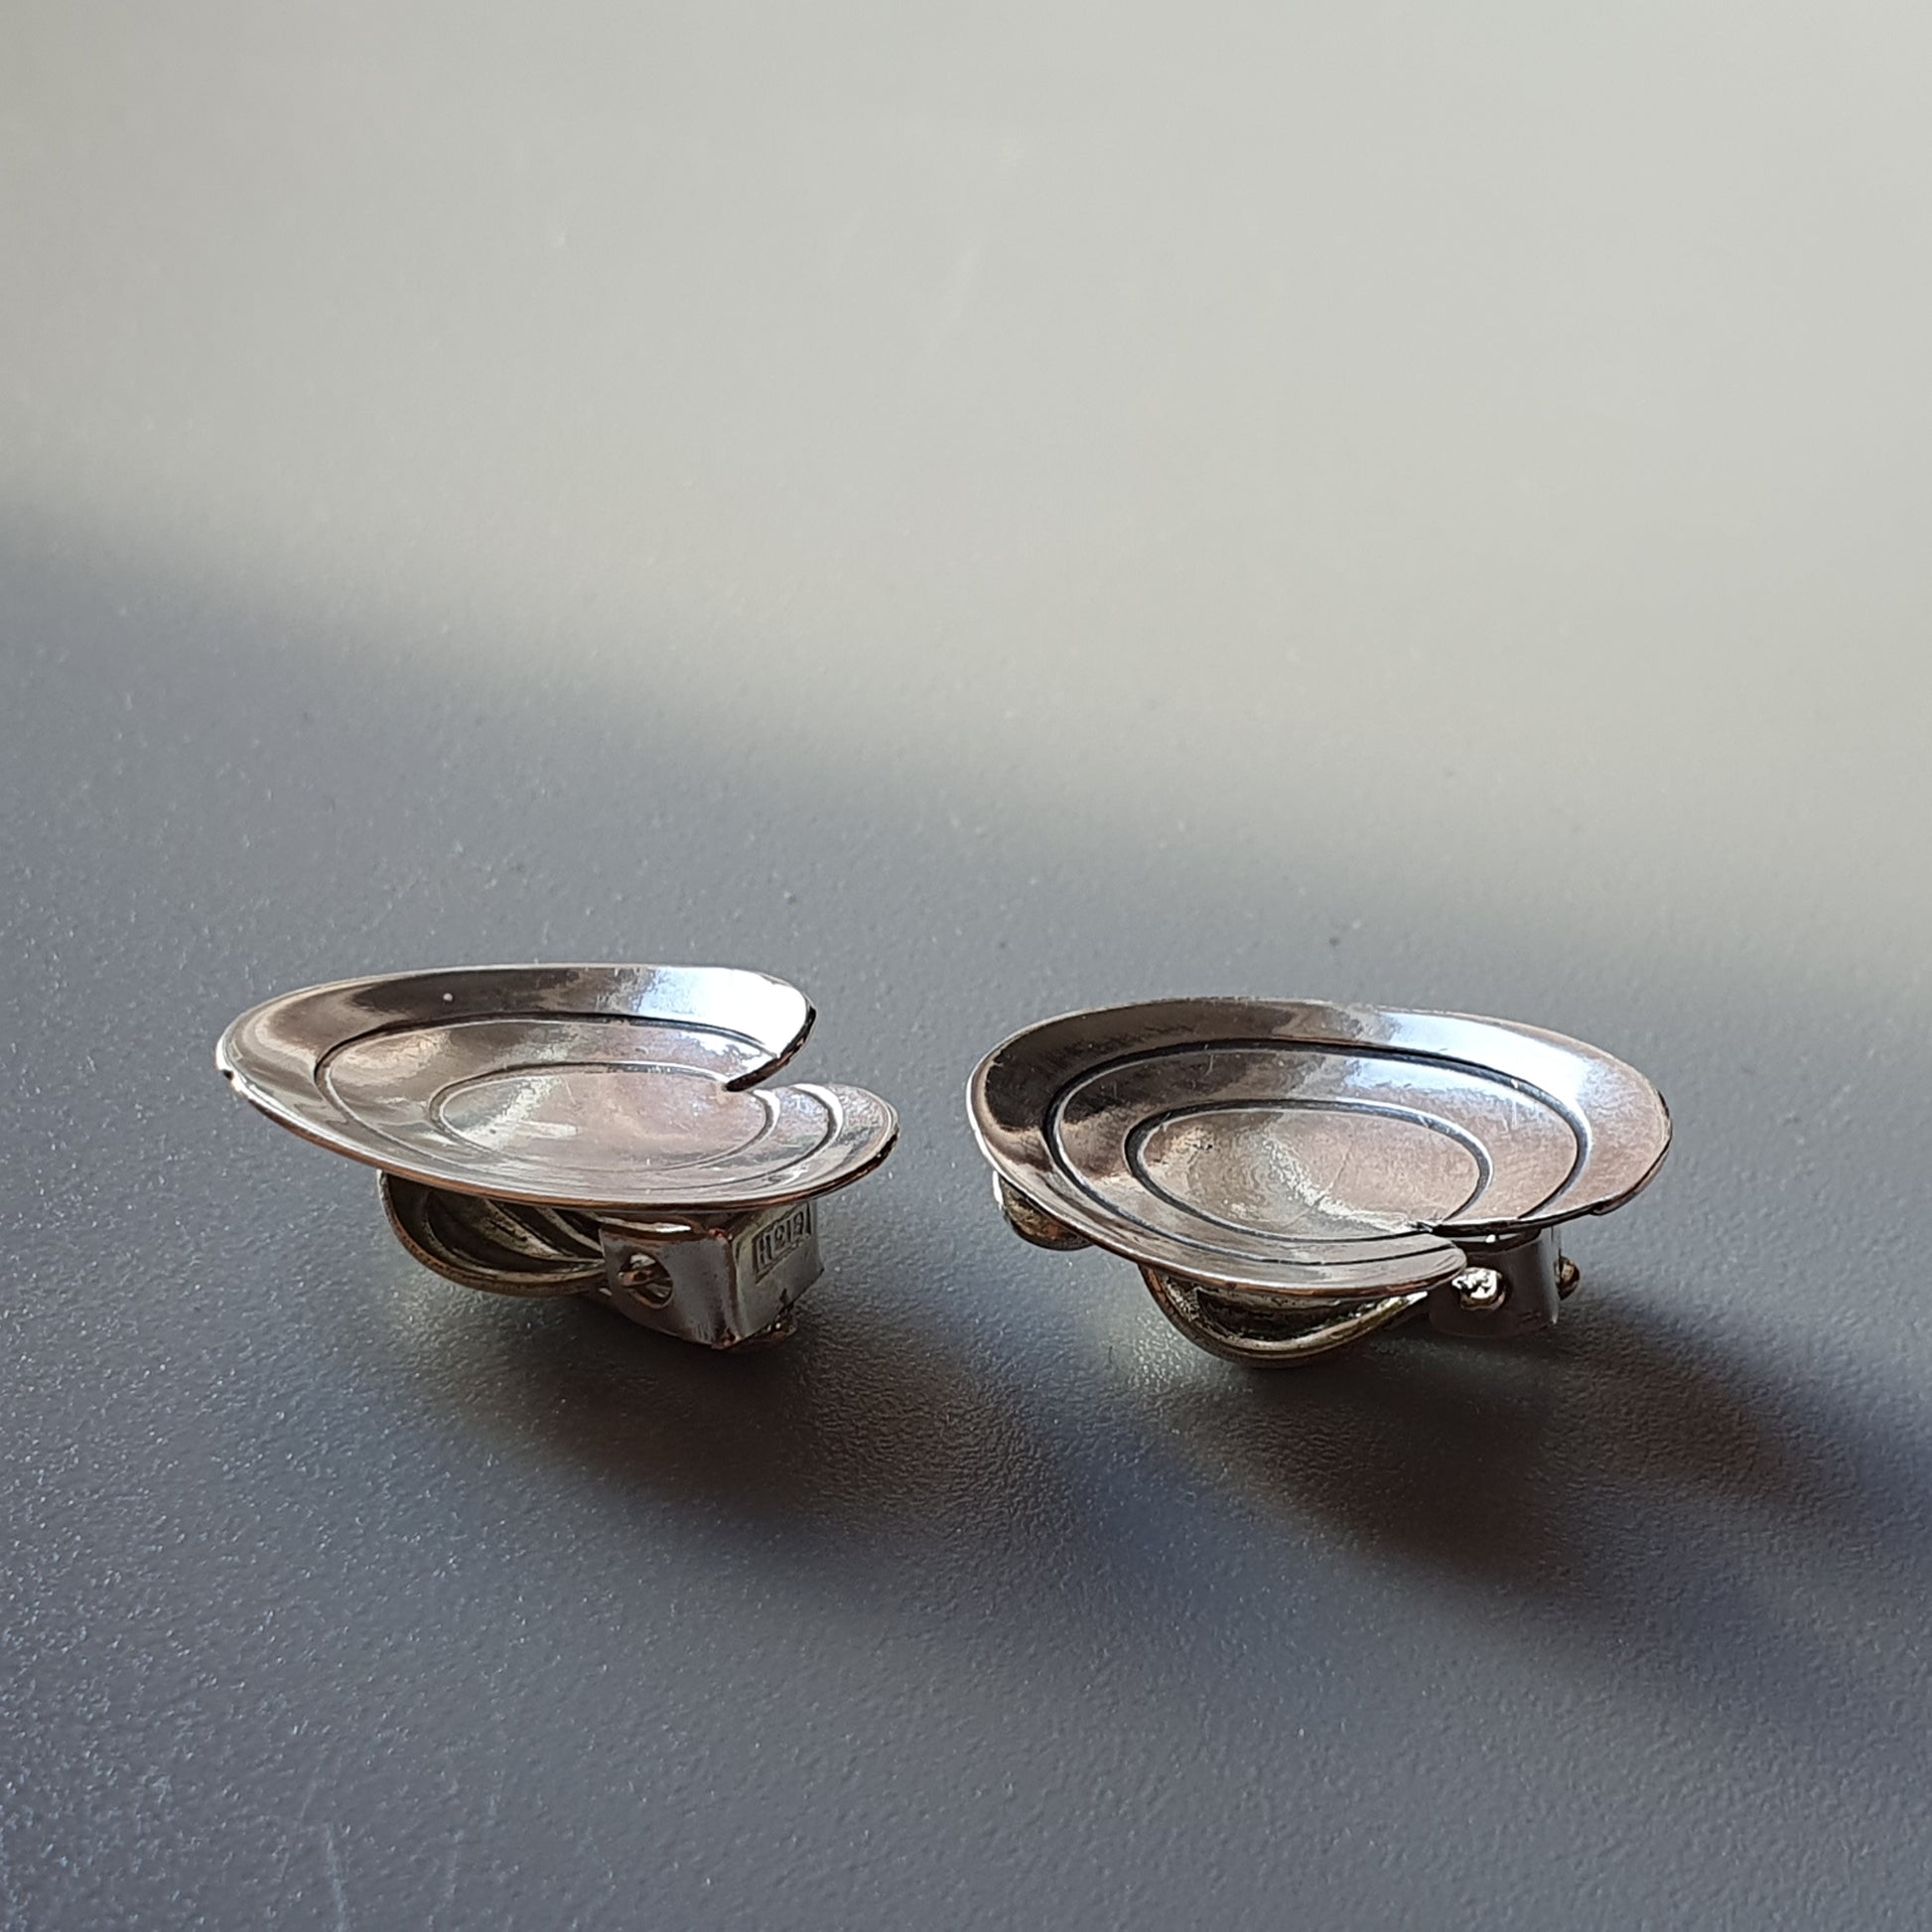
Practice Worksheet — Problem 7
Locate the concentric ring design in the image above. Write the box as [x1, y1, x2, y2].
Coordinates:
[217, 965, 897, 1211]
[970, 1000, 1671, 1301]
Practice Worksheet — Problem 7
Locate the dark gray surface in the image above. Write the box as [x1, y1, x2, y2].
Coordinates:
[4, 5, 1931, 1926]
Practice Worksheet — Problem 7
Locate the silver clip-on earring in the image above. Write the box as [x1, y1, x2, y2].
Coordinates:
[969, 1000, 1669, 1365]
[218, 964, 897, 1349]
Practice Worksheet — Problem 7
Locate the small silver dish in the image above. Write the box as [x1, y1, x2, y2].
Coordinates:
[217, 965, 897, 1348]
[969, 1000, 1670, 1364]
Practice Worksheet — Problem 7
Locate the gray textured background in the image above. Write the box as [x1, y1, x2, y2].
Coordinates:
[4, 4, 1930, 1926]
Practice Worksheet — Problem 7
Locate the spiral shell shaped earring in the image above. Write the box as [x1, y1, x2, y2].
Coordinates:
[218, 964, 897, 1350]
[968, 999, 1669, 1365]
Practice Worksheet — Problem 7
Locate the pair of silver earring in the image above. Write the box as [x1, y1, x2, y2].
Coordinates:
[216, 963, 1670, 1367]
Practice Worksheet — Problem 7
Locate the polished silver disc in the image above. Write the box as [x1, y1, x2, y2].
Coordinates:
[970, 999, 1671, 1303]
[217, 964, 897, 1212]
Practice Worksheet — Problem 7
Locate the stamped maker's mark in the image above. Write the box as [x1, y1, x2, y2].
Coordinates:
[753, 1202, 814, 1278]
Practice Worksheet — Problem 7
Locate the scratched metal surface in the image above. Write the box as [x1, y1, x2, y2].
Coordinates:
[2, 5, 1929, 1927]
